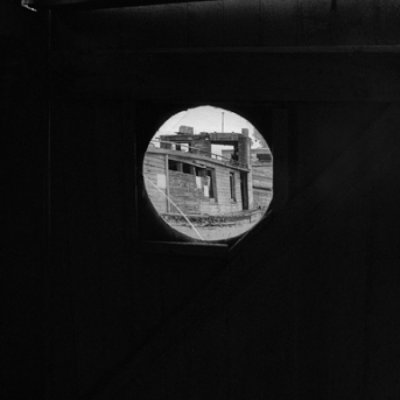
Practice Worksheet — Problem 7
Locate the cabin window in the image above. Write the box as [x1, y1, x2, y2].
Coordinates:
[168, 160, 179, 171]
[142, 105, 273, 241]
[257, 153, 272, 162]
[182, 163, 192, 174]
[229, 172, 236, 202]
[195, 167, 204, 176]
[206, 169, 216, 199]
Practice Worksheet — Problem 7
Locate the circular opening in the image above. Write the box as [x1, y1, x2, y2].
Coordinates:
[143, 105, 273, 241]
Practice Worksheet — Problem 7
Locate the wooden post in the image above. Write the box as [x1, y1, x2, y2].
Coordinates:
[165, 154, 170, 213]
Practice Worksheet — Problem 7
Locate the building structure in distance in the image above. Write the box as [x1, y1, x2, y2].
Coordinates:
[143, 125, 273, 238]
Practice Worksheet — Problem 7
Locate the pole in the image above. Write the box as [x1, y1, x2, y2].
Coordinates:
[165, 154, 170, 212]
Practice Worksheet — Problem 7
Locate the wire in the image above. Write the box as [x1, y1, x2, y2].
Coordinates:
[144, 175, 205, 241]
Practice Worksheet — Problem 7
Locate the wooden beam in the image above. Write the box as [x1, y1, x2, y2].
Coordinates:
[52, 51, 400, 102]
[165, 154, 170, 213]
[22, 0, 214, 11]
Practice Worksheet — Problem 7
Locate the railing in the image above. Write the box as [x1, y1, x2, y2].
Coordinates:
[149, 138, 247, 169]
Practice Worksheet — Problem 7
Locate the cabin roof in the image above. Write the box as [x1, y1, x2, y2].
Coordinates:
[146, 147, 250, 172]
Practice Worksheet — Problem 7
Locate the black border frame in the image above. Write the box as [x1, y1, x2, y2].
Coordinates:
[131, 101, 293, 256]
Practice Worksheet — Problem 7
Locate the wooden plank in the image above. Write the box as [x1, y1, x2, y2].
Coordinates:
[221, 0, 262, 46]
[50, 0, 400, 47]
[186, 1, 224, 47]
[165, 154, 170, 213]
[23, 0, 213, 10]
[143, 158, 165, 168]
[52, 51, 400, 102]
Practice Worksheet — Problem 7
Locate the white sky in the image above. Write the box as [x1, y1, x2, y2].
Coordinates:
[152, 106, 267, 152]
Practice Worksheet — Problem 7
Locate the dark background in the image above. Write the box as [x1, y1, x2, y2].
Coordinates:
[3, 1, 400, 399]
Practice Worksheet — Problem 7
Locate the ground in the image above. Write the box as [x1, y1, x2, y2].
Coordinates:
[167, 213, 264, 241]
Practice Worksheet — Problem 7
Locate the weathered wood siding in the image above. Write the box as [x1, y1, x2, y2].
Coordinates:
[251, 163, 272, 209]
[252, 163, 273, 189]
[143, 153, 167, 213]
[144, 153, 246, 216]
[168, 170, 202, 215]
[212, 166, 243, 214]
[253, 188, 273, 209]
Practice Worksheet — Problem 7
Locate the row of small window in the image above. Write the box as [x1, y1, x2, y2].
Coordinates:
[168, 159, 237, 202]
[169, 159, 216, 199]
[168, 159, 204, 175]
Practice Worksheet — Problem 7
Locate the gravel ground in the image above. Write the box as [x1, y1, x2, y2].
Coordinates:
[167, 215, 263, 241]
